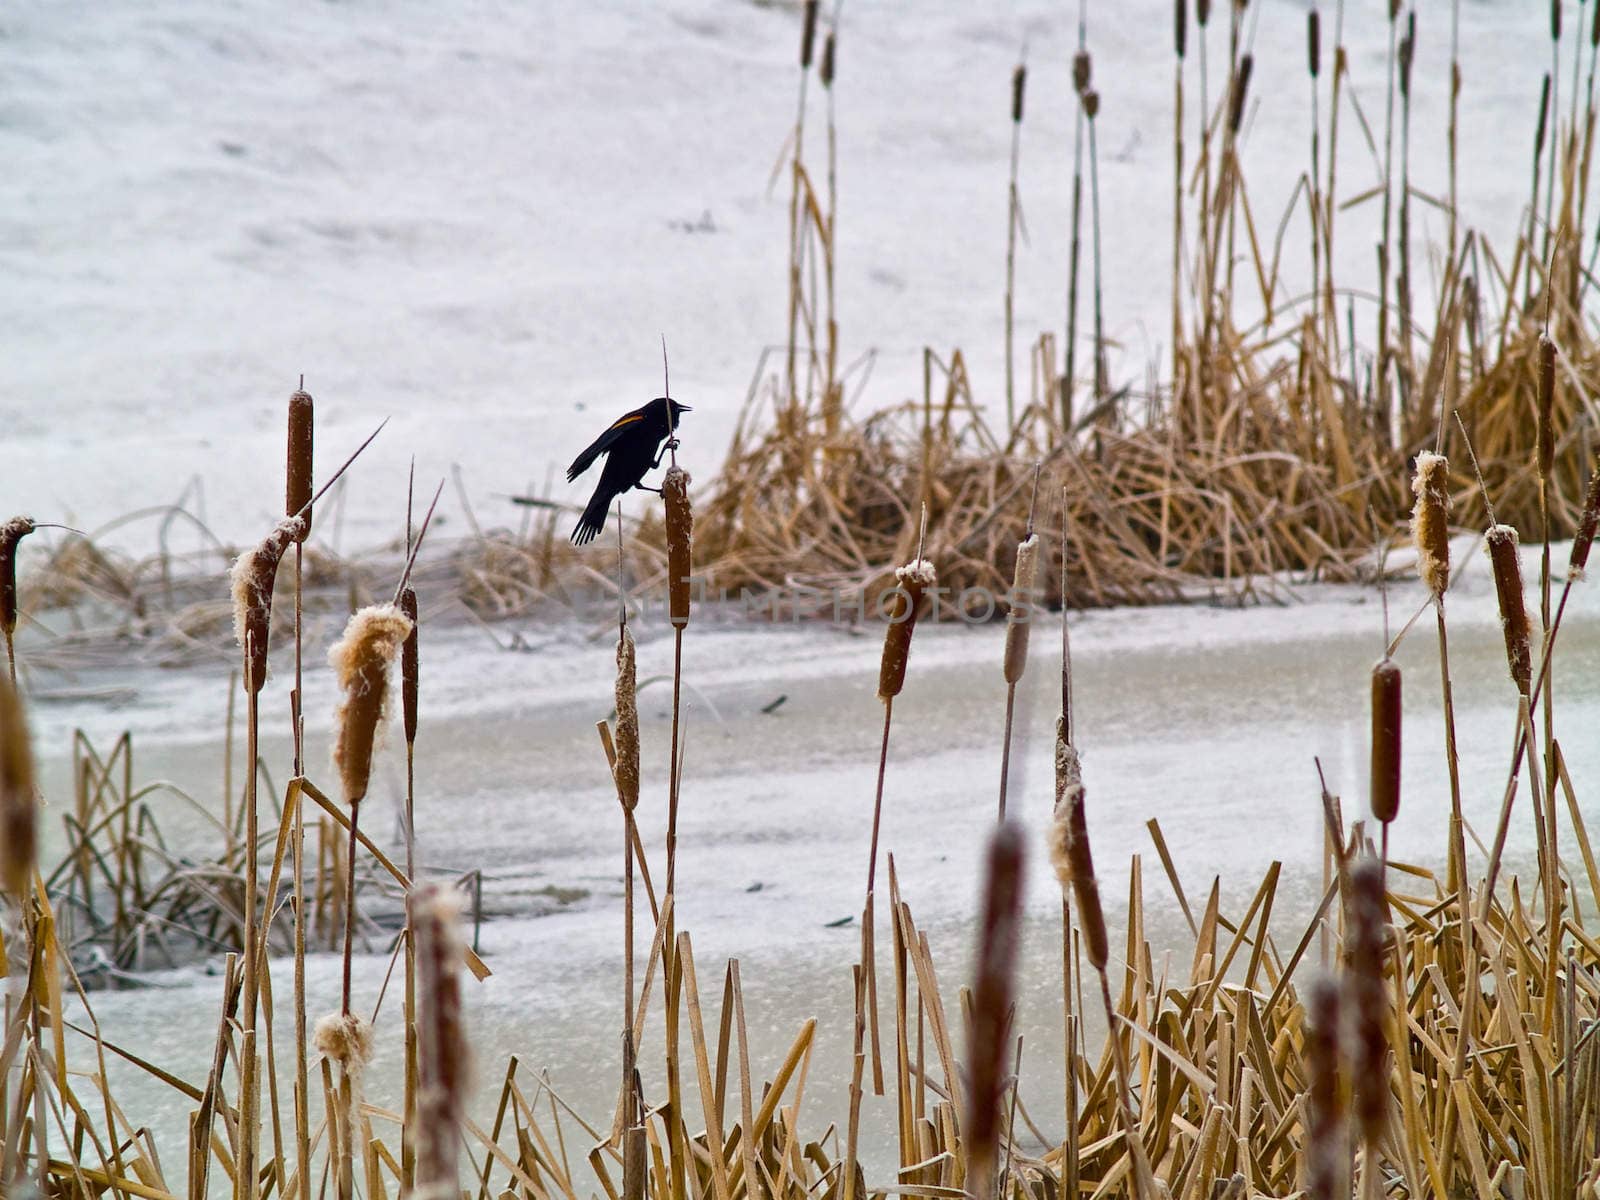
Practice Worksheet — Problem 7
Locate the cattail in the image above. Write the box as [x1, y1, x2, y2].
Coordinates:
[399, 587, 419, 745]
[1048, 724, 1108, 971]
[1537, 74, 1552, 156]
[1569, 463, 1600, 578]
[329, 604, 414, 805]
[1592, 0, 1599, 48]
[1410, 453, 1451, 599]
[1307, 8, 1320, 77]
[1398, 14, 1414, 99]
[1304, 975, 1347, 1200]
[1370, 658, 1401, 824]
[820, 30, 835, 87]
[0, 516, 36, 645]
[1553, 0, 1562, 42]
[800, 0, 819, 69]
[287, 387, 314, 541]
[1346, 859, 1391, 1147]
[614, 625, 640, 811]
[1537, 334, 1556, 486]
[877, 559, 936, 701]
[965, 822, 1026, 1199]
[1011, 63, 1027, 124]
[229, 517, 306, 694]
[1197, 0, 1211, 26]
[1083, 89, 1100, 120]
[1486, 525, 1532, 694]
[1176, 0, 1188, 59]
[1003, 535, 1039, 684]
[1388, 0, 1400, 20]
[314, 1011, 375, 1075]
[664, 467, 693, 629]
[1229, 54, 1254, 133]
[411, 883, 468, 1199]
[1073, 50, 1091, 96]
[0, 674, 35, 897]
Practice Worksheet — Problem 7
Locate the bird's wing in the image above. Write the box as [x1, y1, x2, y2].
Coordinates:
[566, 411, 651, 482]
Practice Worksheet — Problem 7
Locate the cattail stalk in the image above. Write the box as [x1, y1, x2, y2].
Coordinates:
[1064, 19, 1090, 430]
[1304, 976, 1348, 1200]
[410, 884, 467, 1199]
[1006, 61, 1026, 431]
[966, 824, 1026, 1200]
[785, 1, 819, 407]
[398, 584, 420, 1193]
[0, 517, 35, 686]
[1347, 859, 1391, 1190]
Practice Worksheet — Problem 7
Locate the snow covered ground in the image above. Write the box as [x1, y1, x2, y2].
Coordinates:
[1, 0, 1561, 551]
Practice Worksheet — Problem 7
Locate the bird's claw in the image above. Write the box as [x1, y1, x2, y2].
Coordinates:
[665, 437, 681, 451]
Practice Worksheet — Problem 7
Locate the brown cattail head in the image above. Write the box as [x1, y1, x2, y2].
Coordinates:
[1304, 975, 1347, 1200]
[663, 467, 693, 629]
[614, 625, 640, 811]
[1003, 535, 1039, 684]
[1228, 54, 1254, 133]
[1048, 723, 1108, 970]
[1553, 0, 1562, 42]
[1537, 74, 1552, 154]
[800, 0, 819, 68]
[1176, 0, 1188, 59]
[329, 603, 413, 806]
[1370, 658, 1402, 824]
[287, 387, 314, 542]
[1073, 50, 1091, 96]
[1410, 452, 1451, 599]
[314, 1011, 375, 1075]
[820, 30, 836, 87]
[1083, 89, 1100, 120]
[230, 517, 306, 694]
[877, 559, 936, 701]
[965, 822, 1026, 1196]
[399, 587, 419, 745]
[1486, 525, 1532, 694]
[1011, 63, 1027, 123]
[411, 882, 468, 1199]
[1346, 858, 1391, 1147]
[0, 674, 36, 897]
[1592, 0, 1599, 48]
[1307, 8, 1320, 77]
[1398, 14, 1414, 99]
[1537, 334, 1556, 485]
[0, 517, 37, 640]
[1388, 0, 1400, 20]
[1570, 462, 1600, 578]
[1197, 0, 1211, 26]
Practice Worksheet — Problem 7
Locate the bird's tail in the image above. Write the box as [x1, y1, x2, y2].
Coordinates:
[571, 492, 612, 547]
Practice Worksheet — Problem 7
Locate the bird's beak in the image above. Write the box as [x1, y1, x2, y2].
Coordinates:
[677, 404, 693, 412]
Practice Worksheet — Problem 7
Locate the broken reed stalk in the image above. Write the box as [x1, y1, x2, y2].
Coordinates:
[1006, 60, 1026, 430]
[287, 381, 314, 1200]
[398, 583, 420, 1193]
[0, 516, 36, 686]
[410, 883, 467, 1200]
[997, 531, 1038, 820]
[966, 823, 1025, 1200]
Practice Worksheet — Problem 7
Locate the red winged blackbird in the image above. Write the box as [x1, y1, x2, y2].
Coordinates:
[567, 396, 691, 545]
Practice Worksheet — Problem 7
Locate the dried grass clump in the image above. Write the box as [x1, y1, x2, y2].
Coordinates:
[1410, 452, 1451, 597]
[229, 516, 305, 692]
[0, 673, 35, 896]
[314, 1011, 375, 1076]
[329, 603, 413, 805]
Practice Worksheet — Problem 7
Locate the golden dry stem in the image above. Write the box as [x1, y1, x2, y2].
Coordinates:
[1410, 452, 1452, 599]
[314, 1012, 375, 1076]
[287, 388, 314, 541]
[1049, 724, 1108, 971]
[1370, 658, 1402, 825]
[411, 882, 468, 1199]
[230, 517, 306, 694]
[1304, 975, 1347, 1200]
[664, 467, 693, 629]
[329, 604, 413, 805]
[1570, 463, 1600, 578]
[1485, 524, 1532, 694]
[966, 822, 1025, 1200]
[1346, 859, 1391, 1149]
[877, 559, 935, 701]
[1002, 535, 1039, 685]
[399, 587, 419, 745]
[0, 672, 35, 896]
[614, 625, 640, 811]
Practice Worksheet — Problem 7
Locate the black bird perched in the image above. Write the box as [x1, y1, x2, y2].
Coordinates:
[567, 396, 691, 545]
